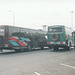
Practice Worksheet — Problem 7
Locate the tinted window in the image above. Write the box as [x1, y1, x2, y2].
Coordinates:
[9, 27, 30, 37]
[48, 27, 62, 33]
[0, 26, 5, 36]
[9, 26, 19, 36]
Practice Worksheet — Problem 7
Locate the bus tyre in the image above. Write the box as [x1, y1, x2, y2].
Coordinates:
[69, 42, 71, 50]
[66, 42, 71, 51]
[41, 46, 44, 50]
[54, 47, 59, 51]
[74, 46, 75, 49]
[15, 49, 21, 52]
[49, 46, 53, 49]
[65, 47, 70, 51]
[27, 44, 32, 51]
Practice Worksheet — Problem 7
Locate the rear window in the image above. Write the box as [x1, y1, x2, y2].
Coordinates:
[48, 27, 62, 33]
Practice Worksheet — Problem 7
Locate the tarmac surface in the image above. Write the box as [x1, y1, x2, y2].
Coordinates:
[0, 48, 75, 75]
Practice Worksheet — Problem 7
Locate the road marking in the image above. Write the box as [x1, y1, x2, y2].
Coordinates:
[60, 63, 75, 69]
[34, 72, 41, 75]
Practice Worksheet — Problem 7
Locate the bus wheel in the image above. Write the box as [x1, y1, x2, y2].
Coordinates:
[15, 49, 21, 52]
[27, 44, 32, 51]
[49, 46, 53, 49]
[66, 43, 71, 51]
[65, 47, 70, 51]
[41, 46, 44, 50]
[69, 42, 71, 50]
[69, 42, 71, 47]
[0, 49, 3, 52]
[54, 47, 59, 51]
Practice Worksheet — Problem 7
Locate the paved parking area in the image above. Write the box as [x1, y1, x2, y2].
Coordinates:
[0, 49, 75, 75]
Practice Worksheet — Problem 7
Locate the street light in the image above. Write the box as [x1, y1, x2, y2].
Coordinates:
[71, 11, 74, 29]
[9, 11, 15, 26]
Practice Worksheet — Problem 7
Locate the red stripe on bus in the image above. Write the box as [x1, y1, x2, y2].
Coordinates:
[18, 42, 26, 46]
[9, 37, 18, 41]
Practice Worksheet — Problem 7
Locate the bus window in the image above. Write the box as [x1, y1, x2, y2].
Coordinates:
[9, 26, 19, 36]
[20, 28, 30, 38]
[0, 26, 5, 36]
[0, 36, 4, 44]
[48, 27, 62, 33]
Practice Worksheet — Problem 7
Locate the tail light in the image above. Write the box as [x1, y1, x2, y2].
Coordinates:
[60, 42, 63, 44]
[48, 42, 50, 44]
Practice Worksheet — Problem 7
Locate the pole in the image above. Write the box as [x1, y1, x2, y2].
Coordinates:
[9, 11, 15, 26]
[71, 11, 73, 28]
[13, 11, 15, 26]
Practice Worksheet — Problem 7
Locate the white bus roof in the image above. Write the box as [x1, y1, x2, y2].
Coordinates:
[48, 25, 64, 28]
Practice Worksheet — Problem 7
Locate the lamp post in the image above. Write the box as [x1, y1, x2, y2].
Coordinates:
[9, 11, 15, 26]
[71, 11, 74, 29]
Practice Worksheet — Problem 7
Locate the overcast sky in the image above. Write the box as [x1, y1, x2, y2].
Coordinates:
[0, 0, 75, 30]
